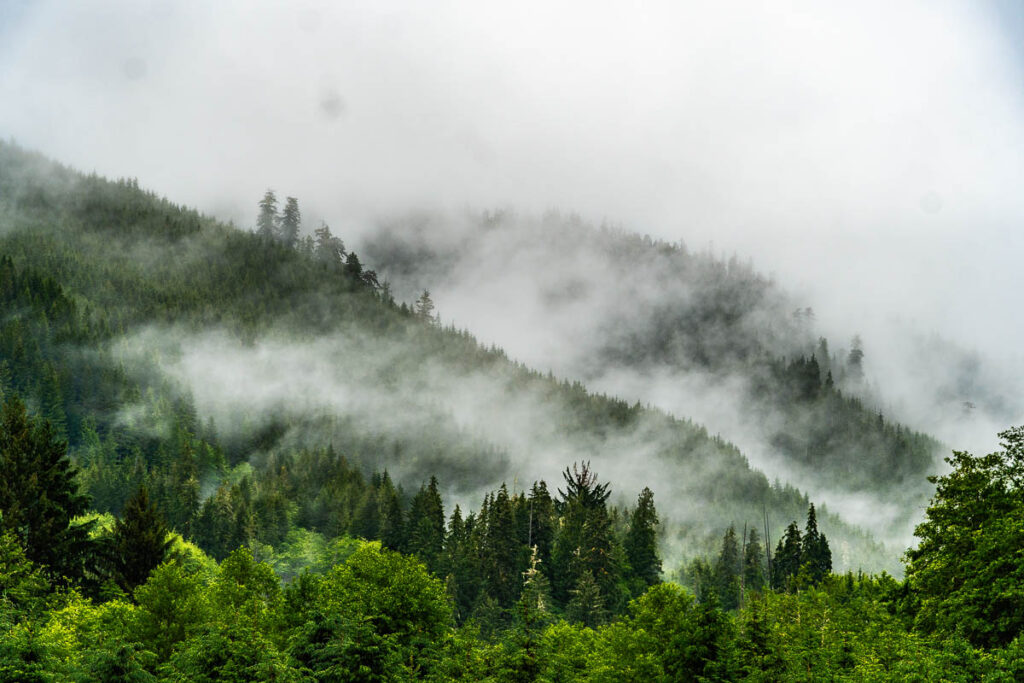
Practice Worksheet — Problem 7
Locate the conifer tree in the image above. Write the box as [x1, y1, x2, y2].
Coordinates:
[484, 484, 524, 609]
[313, 222, 345, 263]
[278, 196, 301, 248]
[378, 472, 405, 552]
[801, 503, 831, 584]
[193, 484, 236, 560]
[847, 335, 864, 381]
[344, 252, 363, 279]
[526, 481, 555, 571]
[351, 485, 380, 541]
[502, 546, 553, 681]
[771, 522, 802, 591]
[256, 190, 278, 241]
[0, 396, 94, 583]
[742, 528, 766, 594]
[442, 505, 481, 623]
[110, 484, 172, 593]
[414, 290, 436, 323]
[551, 462, 617, 608]
[624, 486, 661, 593]
[405, 476, 445, 573]
[715, 525, 741, 610]
[566, 570, 606, 628]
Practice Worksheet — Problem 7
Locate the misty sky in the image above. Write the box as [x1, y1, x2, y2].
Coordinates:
[2, 1, 1023, 410]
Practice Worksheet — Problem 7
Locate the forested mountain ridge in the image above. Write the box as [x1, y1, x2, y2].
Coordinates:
[3, 141, 1024, 679]
[0, 140, 888, 572]
[362, 210, 943, 537]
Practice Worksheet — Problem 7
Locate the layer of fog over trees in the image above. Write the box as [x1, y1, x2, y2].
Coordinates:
[0, 141, 889, 573]
[359, 209, 1019, 544]
[2, 1, 1024, 564]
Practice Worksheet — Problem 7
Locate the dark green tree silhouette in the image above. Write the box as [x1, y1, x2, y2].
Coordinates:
[0, 396, 94, 584]
[550, 462, 616, 608]
[110, 484, 172, 593]
[742, 527, 766, 594]
[624, 486, 661, 594]
[771, 522, 802, 591]
[526, 481, 556, 571]
[801, 503, 831, 585]
[715, 524, 741, 610]
[406, 476, 445, 573]
[378, 472, 405, 552]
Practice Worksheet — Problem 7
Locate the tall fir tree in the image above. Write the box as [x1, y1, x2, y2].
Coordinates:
[801, 503, 831, 584]
[378, 472, 405, 552]
[110, 484, 172, 593]
[278, 196, 301, 248]
[714, 525, 741, 610]
[550, 463, 618, 609]
[501, 546, 554, 682]
[742, 528, 766, 594]
[256, 190, 278, 241]
[351, 485, 380, 541]
[405, 476, 445, 573]
[771, 522, 802, 591]
[624, 486, 661, 594]
[0, 396, 94, 584]
[526, 481, 555, 572]
[566, 570, 607, 628]
[484, 484, 524, 609]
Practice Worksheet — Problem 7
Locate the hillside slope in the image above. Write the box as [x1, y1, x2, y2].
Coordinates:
[362, 210, 942, 540]
[0, 141, 892, 571]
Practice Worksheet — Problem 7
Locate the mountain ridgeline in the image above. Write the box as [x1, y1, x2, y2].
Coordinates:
[0, 140, 892, 572]
[361, 210, 943, 537]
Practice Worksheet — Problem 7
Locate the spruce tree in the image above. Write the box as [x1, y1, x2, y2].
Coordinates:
[742, 528, 765, 594]
[484, 484, 524, 609]
[378, 472, 405, 552]
[801, 504, 831, 584]
[278, 197, 301, 248]
[344, 252, 363, 279]
[502, 546, 553, 682]
[566, 570, 607, 628]
[624, 486, 661, 593]
[714, 525, 741, 610]
[313, 222, 345, 263]
[550, 462, 617, 608]
[771, 522, 802, 591]
[526, 481, 555, 571]
[110, 484, 172, 593]
[414, 290, 436, 323]
[351, 486, 380, 541]
[405, 476, 445, 573]
[0, 396, 94, 583]
[256, 190, 278, 241]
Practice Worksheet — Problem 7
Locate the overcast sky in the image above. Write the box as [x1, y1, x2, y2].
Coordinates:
[2, 1, 1022, 418]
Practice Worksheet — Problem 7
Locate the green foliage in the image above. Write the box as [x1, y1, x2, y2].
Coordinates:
[0, 533, 49, 622]
[132, 562, 212, 659]
[623, 486, 661, 596]
[5, 140, 1023, 680]
[288, 542, 451, 680]
[0, 396, 95, 585]
[109, 485, 172, 593]
[905, 425, 1024, 648]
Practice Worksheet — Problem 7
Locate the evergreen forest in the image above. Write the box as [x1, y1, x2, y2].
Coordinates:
[2, 141, 1024, 680]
